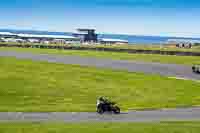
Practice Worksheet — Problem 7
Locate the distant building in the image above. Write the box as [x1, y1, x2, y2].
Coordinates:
[176, 42, 192, 48]
[166, 39, 200, 48]
[27, 38, 40, 43]
[73, 29, 98, 43]
[99, 38, 128, 45]
[2, 38, 25, 43]
[0, 32, 17, 38]
[17, 34, 80, 44]
[0, 32, 81, 44]
[2, 38, 17, 43]
[51, 39, 67, 44]
[0, 30, 130, 45]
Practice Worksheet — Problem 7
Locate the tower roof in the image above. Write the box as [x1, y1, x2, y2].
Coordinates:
[77, 28, 95, 32]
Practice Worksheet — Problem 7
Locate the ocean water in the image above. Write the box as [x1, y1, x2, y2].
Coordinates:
[98, 34, 200, 44]
[1, 29, 200, 44]
[98, 34, 168, 44]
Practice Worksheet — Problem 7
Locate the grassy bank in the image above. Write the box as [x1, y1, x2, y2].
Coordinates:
[1, 42, 200, 52]
[0, 57, 200, 112]
[1, 47, 200, 65]
[72, 43, 200, 52]
[0, 122, 200, 133]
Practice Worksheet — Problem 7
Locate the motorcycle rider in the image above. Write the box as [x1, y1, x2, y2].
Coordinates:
[96, 96, 120, 114]
[97, 96, 109, 107]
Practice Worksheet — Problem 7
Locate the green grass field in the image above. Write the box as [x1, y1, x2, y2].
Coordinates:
[0, 122, 200, 133]
[0, 47, 200, 65]
[0, 57, 200, 112]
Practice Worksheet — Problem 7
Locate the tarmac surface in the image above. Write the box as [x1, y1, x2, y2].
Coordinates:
[0, 108, 200, 122]
[0, 51, 200, 122]
[0, 51, 199, 81]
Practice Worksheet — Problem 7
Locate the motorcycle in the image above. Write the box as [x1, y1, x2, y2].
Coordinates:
[97, 101, 120, 114]
[192, 65, 200, 74]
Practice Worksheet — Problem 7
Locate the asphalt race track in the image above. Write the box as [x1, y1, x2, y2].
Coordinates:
[0, 51, 200, 122]
[0, 108, 200, 122]
[0, 51, 199, 81]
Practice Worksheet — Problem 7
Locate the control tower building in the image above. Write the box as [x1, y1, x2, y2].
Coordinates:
[73, 28, 98, 43]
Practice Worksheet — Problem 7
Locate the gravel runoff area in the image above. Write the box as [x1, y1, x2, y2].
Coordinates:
[0, 108, 200, 122]
[0, 51, 199, 81]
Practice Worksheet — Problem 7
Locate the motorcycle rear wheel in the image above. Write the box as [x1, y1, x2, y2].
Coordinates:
[97, 108, 104, 114]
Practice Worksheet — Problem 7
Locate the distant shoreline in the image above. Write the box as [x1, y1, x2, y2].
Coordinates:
[1, 29, 200, 44]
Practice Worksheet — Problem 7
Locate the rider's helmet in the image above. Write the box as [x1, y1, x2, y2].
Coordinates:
[99, 96, 105, 101]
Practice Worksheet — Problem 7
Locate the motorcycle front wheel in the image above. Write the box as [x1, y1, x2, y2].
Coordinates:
[113, 106, 120, 114]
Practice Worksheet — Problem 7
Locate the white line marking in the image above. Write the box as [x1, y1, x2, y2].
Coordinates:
[168, 77, 200, 82]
